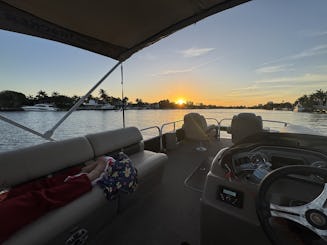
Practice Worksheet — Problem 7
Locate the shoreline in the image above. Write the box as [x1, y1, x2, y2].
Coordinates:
[1, 108, 326, 113]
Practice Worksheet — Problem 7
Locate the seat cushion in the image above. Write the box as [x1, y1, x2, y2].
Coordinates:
[86, 127, 143, 156]
[4, 187, 117, 245]
[0, 137, 94, 187]
[182, 113, 211, 141]
[129, 150, 167, 180]
[231, 113, 263, 143]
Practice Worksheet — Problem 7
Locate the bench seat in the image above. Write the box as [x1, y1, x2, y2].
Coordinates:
[1, 127, 167, 244]
[5, 187, 117, 245]
[130, 150, 167, 180]
[86, 127, 168, 209]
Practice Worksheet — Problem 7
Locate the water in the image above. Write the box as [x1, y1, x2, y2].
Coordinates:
[0, 109, 326, 152]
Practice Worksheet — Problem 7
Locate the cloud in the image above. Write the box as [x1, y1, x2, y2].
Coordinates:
[231, 85, 259, 91]
[179, 47, 215, 57]
[263, 44, 327, 65]
[229, 73, 327, 97]
[254, 73, 327, 84]
[156, 68, 194, 76]
[227, 90, 276, 98]
[256, 64, 293, 74]
[290, 44, 327, 59]
[151, 57, 220, 76]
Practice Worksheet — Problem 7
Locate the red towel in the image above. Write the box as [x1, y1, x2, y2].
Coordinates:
[0, 167, 91, 243]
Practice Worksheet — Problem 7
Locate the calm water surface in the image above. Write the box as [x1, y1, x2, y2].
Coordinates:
[0, 109, 326, 152]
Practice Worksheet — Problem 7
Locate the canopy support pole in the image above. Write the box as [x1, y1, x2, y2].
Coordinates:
[0, 61, 121, 142]
[0, 114, 54, 141]
[44, 61, 122, 138]
[121, 63, 126, 128]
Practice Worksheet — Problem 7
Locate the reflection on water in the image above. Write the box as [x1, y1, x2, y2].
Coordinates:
[0, 109, 326, 152]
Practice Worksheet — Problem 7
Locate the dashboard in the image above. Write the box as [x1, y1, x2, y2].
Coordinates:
[229, 146, 327, 184]
[201, 133, 327, 244]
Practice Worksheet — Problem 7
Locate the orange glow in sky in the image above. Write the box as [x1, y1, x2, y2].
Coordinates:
[1, 0, 326, 107]
[175, 98, 186, 105]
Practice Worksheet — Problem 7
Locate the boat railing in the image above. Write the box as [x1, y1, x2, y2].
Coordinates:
[158, 117, 219, 151]
[204, 117, 220, 139]
[262, 119, 288, 127]
[218, 118, 232, 138]
[205, 117, 220, 125]
[160, 120, 184, 133]
[140, 125, 161, 139]
[160, 120, 184, 151]
[218, 118, 289, 138]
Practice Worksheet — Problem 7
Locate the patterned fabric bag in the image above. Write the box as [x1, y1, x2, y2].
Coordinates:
[96, 152, 138, 200]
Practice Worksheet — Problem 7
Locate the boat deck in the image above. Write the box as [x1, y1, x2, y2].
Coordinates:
[91, 138, 232, 245]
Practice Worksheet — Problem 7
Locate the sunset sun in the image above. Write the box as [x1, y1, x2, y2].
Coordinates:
[176, 98, 186, 105]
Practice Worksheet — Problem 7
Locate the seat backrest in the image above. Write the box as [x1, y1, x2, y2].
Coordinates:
[0, 137, 94, 188]
[86, 127, 143, 157]
[231, 113, 263, 143]
[200, 115, 208, 128]
[182, 113, 208, 140]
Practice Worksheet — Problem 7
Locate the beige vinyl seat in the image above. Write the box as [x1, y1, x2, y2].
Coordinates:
[230, 113, 263, 144]
[0, 137, 118, 245]
[85, 127, 168, 209]
[0, 127, 167, 244]
[182, 113, 218, 151]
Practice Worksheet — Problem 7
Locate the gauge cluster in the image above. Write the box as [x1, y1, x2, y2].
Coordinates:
[230, 146, 327, 184]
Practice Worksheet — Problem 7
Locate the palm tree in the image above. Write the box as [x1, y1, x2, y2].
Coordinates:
[99, 89, 109, 104]
[72, 95, 80, 103]
[311, 89, 326, 105]
[122, 96, 129, 106]
[36, 90, 48, 103]
[52, 91, 59, 97]
[135, 98, 143, 106]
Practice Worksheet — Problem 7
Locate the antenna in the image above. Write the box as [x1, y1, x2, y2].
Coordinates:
[121, 63, 125, 128]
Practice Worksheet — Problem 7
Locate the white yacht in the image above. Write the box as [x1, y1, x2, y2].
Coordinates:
[0, 1, 327, 245]
[21, 103, 58, 112]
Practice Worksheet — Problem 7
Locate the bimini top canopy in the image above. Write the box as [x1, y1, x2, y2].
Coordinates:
[0, 0, 249, 61]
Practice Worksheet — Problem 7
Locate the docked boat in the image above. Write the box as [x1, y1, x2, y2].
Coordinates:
[100, 103, 115, 110]
[0, 1, 327, 245]
[21, 103, 58, 111]
[293, 103, 305, 112]
[79, 100, 115, 110]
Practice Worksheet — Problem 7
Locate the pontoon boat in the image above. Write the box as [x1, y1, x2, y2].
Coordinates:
[0, 1, 327, 245]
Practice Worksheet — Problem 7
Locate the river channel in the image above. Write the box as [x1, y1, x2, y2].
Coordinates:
[0, 109, 326, 152]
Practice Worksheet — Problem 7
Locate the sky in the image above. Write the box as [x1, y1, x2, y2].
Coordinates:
[0, 0, 327, 106]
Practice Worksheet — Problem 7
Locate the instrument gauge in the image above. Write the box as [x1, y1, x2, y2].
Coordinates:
[249, 152, 268, 164]
[311, 161, 327, 169]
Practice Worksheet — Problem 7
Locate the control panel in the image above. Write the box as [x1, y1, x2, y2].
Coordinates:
[217, 186, 243, 208]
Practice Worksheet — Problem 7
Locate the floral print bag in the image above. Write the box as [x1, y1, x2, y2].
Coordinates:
[96, 152, 138, 200]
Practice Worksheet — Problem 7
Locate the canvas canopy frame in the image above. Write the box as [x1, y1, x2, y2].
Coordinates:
[0, 0, 250, 61]
[0, 0, 250, 142]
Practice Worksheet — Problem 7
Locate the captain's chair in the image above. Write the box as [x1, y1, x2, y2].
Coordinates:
[230, 113, 263, 144]
[182, 113, 217, 151]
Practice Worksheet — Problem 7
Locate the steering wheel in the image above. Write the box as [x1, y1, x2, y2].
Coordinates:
[256, 165, 327, 245]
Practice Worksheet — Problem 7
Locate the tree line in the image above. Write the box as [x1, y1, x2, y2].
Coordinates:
[0, 89, 326, 111]
[293, 89, 327, 110]
[0, 89, 126, 110]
